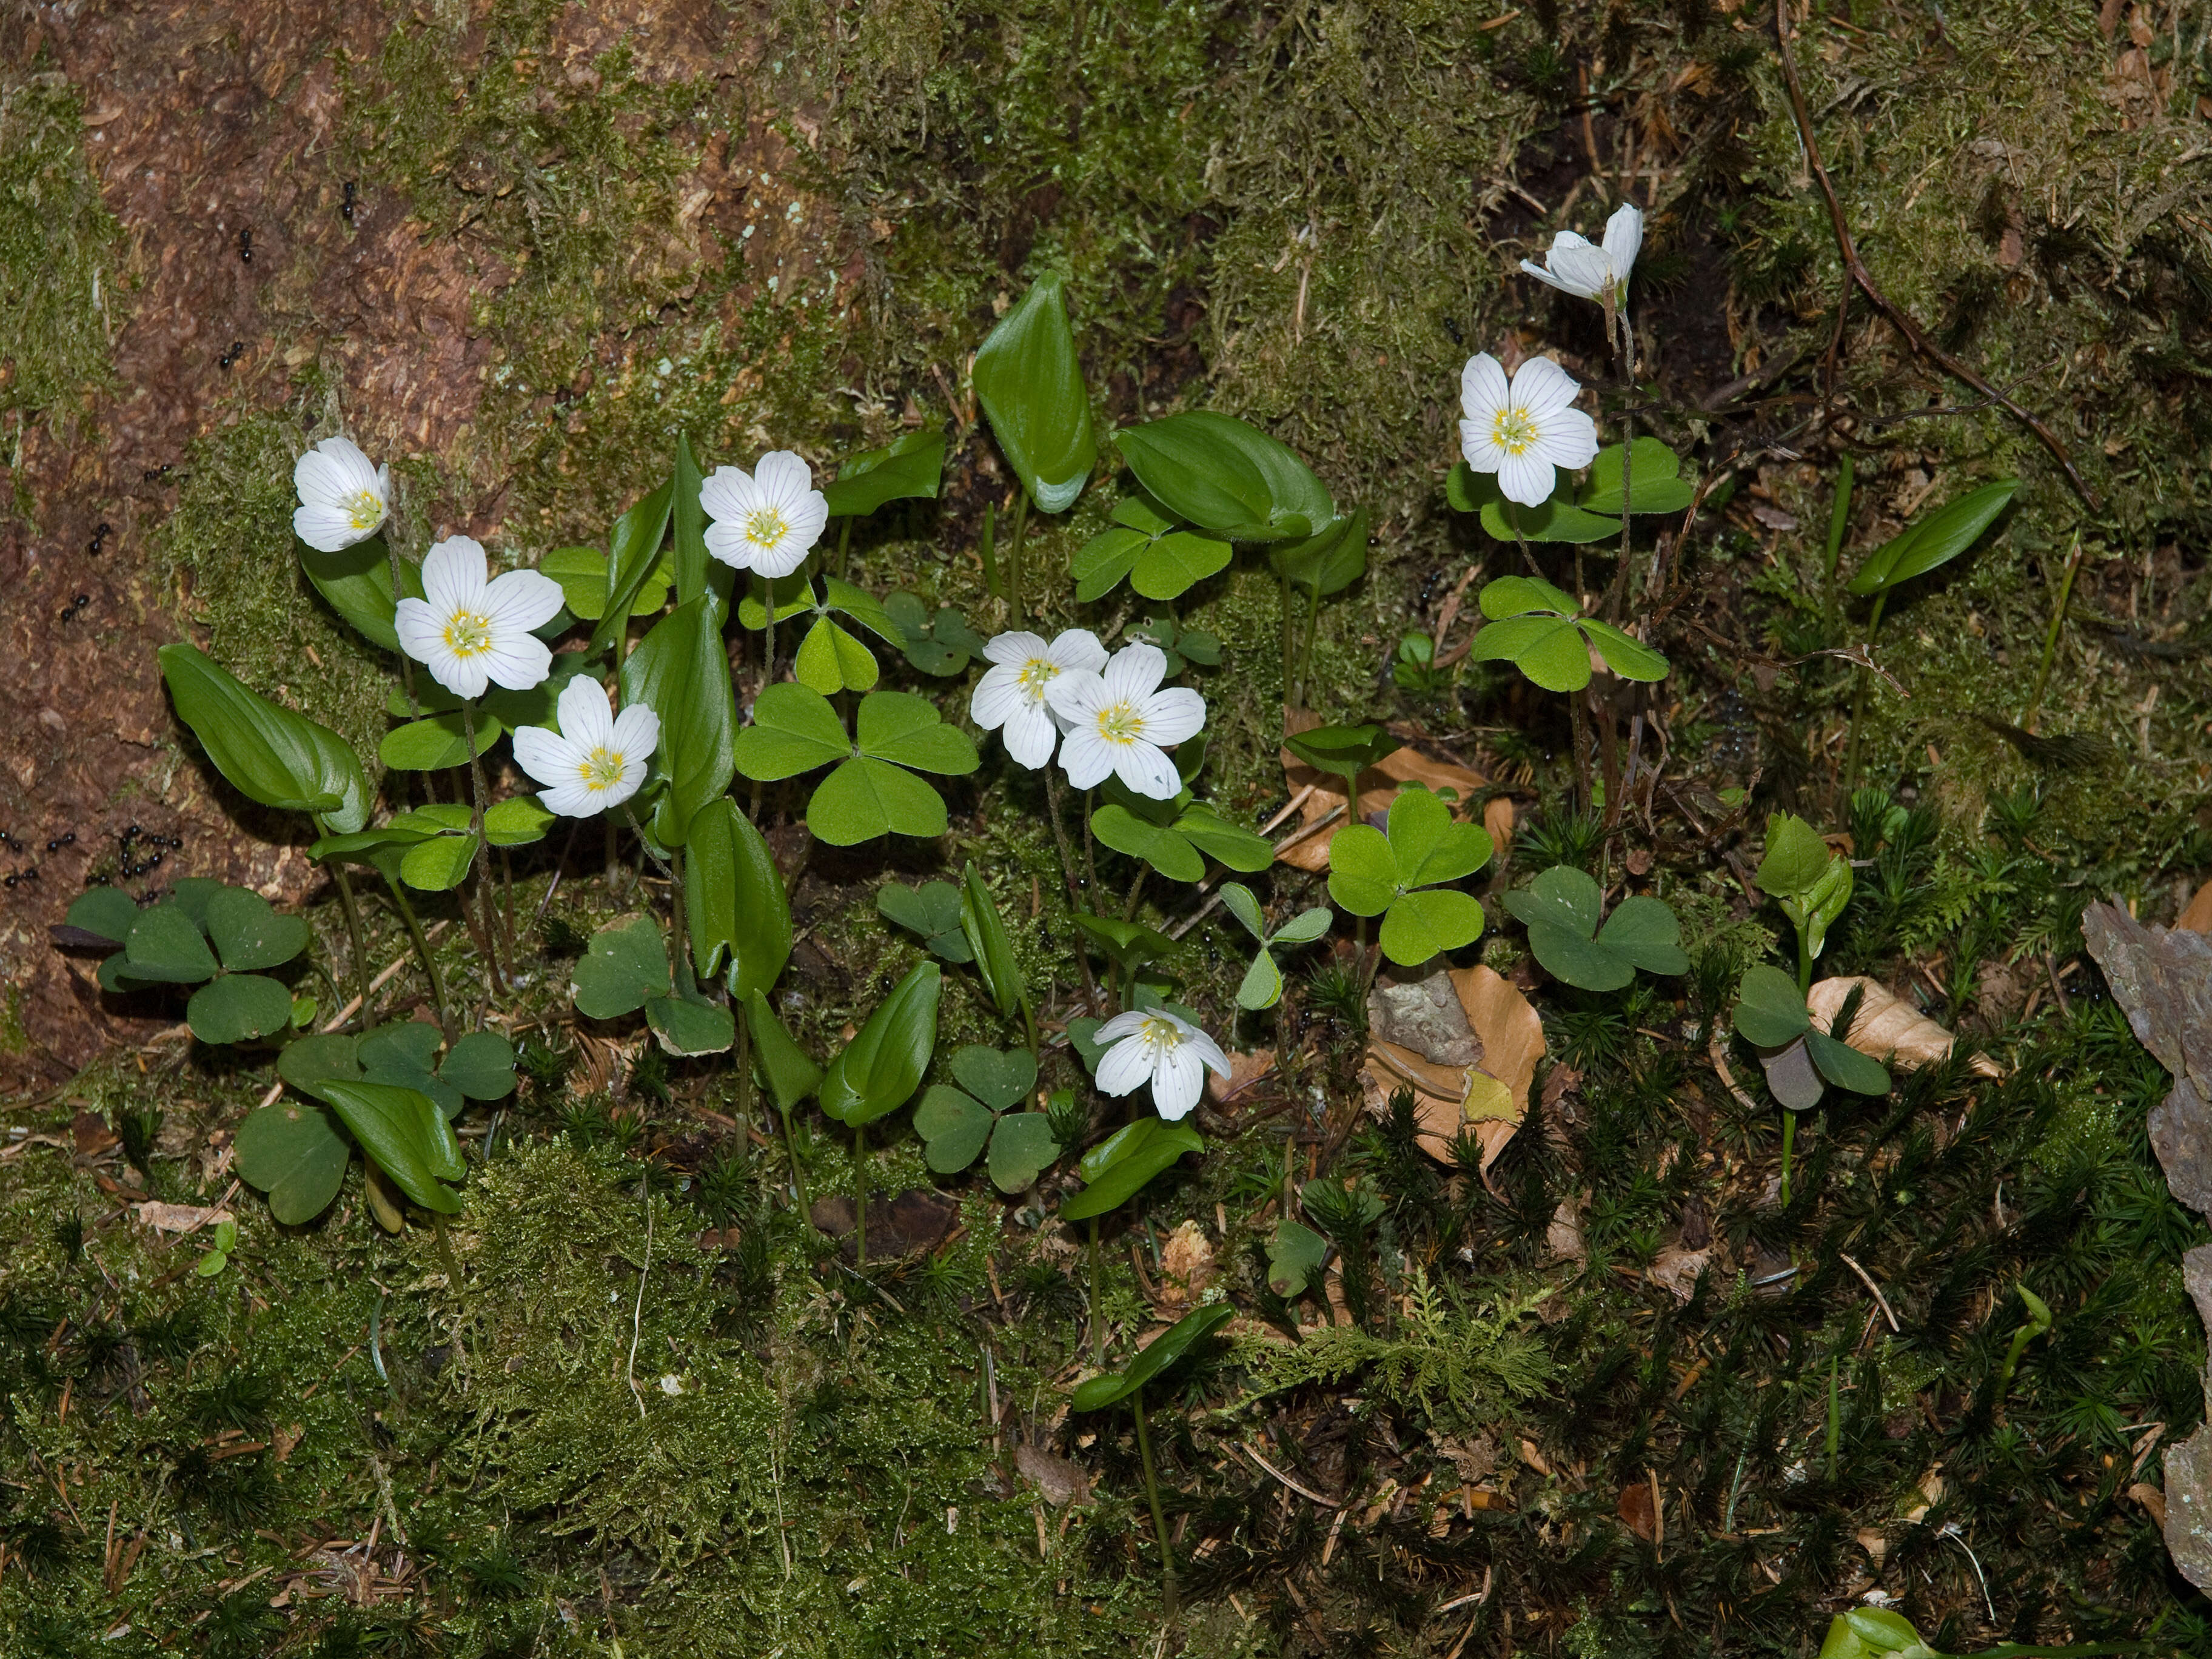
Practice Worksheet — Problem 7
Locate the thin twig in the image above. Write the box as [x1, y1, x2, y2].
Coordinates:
[1237, 1441, 1340, 1506]
[1771, 0, 2097, 507]
[626, 1175, 653, 1420]
[1838, 1251, 1899, 1332]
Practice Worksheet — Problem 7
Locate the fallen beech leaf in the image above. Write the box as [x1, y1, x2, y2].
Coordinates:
[1206, 1047, 1277, 1105]
[1547, 1196, 1586, 1264]
[133, 1202, 233, 1234]
[808, 1188, 960, 1261]
[1483, 794, 1515, 859]
[1015, 1441, 1093, 1507]
[73, 1111, 119, 1156]
[1617, 1481, 1657, 1541]
[1647, 1244, 1711, 1303]
[2180, 879, 2212, 934]
[2130, 1481, 2168, 1527]
[1806, 976, 2002, 1078]
[1361, 967, 1538, 1170]
[1278, 709, 1486, 871]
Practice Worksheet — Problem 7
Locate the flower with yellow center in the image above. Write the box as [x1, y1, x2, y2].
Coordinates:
[970, 628, 1107, 769]
[1093, 1006, 1229, 1121]
[1043, 642, 1206, 800]
[394, 536, 565, 699]
[291, 435, 391, 552]
[513, 677, 660, 819]
[1456, 353, 1598, 508]
[700, 451, 828, 578]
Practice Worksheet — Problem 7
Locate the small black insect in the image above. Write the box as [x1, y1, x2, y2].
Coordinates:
[20, 866, 37, 883]
[61, 593, 89, 622]
[84, 873, 106, 888]
[553, 385, 572, 406]
[341, 180, 357, 223]
[238, 226, 252, 264]
[146, 853, 163, 870]
[4, 875, 15, 890]
[141, 464, 173, 483]
[89, 521, 111, 555]
[218, 341, 244, 370]
[1443, 315, 1463, 345]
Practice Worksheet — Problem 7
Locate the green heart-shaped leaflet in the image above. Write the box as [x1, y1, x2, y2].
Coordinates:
[233, 1098, 350, 1225]
[986, 1114, 1060, 1193]
[951, 1045, 1037, 1112]
[572, 914, 670, 1020]
[877, 879, 973, 962]
[1732, 964, 1812, 1048]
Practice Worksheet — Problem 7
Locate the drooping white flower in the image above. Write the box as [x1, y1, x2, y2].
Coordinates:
[970, 628, 1108, 768]
[1043, 642, 1205, 800]
[394, 535, 565, 700]
[1457, 354, 1600, 509]
[512, 675, 659, 818]
[1093, 1007, 1230, 1122]
[1520, 203, 1643, 314]
[700, 451, 828, 579]
[292, 435, 390, 552]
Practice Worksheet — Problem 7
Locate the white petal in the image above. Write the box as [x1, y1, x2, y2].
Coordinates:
[484, 568, 566, 634]
[1113, 739, 1181, 800]
[425, 649, 489, 701]
[1000, 703, 1058, 769]
[1094, 1010, 1149, 1042]
[1532, 407, 1600, 471]
[1510, 356, 1582, 417]
[1458, 420, 1505, 474]
[1044, 668, 1105, 720]
[1058, 726, 1115, 790]
[511, 724, 578, 788]
[970, 663, 1025, 731]
[557, 675, 615, 748]
[698, 466, 760, 525]
[538, 780, 603, 818]
[1152, 1044, 1204, 1119]
[1497, 450, 1555, 508]
[607, 755, 648, 806]
[1602, 203, 1643, 281]
[782, 492, 829, 552]
[752, 450, 815, 506]
[1094, 1036, 1156, 1097]
[1545, 241, 1614, 297]
[1140, 687, 1206, 748]
[1184, 1024, 1231, 1078]
[1048, 629, 1108, 674]
[748, 532, 813, 579]
[611, 701, 660, 760]
[1460, 354, 1510, 423]
[394, 598, 443, 663]
[1517, 260, 1574, 294]
[704, 521, 755, 570]
[480, 634, 553, 692]
[293, 504, 367, 553]
[1102, 642, 1167, 704]
[421, 537, 488, 615]
[982, 631, 1050, 668]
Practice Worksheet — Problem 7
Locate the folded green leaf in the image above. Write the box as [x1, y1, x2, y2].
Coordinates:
[160, 645, 372, 833]
[1070, 1302, 1233, 1409]
[745, 990, 825, 1110]
[960, 865, 1025, 1019]
[1269, 507, 1370, 597]
[592, 477, 676, 655]
[379, 710, 503, 773]
[974, 275, 1095, 514]
[1114, 411, 1332, 542]
[126, 905, 218, 984]
[819, 961, 941, 1127]
[320, 1081, 464, 1215]
[1849, 478, 2018, 596]
[299, 534, 417, 652]
[823, 429, 947, 517]
[685, 798, 791, 995]
[877, 879, 973, 962]
[622, 594, 738, 847]
[1059, 1118, 1204, 1221]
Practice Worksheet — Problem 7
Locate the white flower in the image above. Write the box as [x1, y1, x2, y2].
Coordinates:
[1457, 354, 1600, 508]
[1042, 642, 1205, 800]
[970, 628, 1107, 768]
[394, 535, 565, 700]
[512, 676, 659, 817]
[700, 451, 828, 578]
[1093, 1007, 1230, 1121]
[1520, 203, 1643, 312]
[292, 435, 390, 552]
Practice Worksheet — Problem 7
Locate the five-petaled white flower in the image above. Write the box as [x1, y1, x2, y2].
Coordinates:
[1458, 354, 1600, 509]
[292, 435, 391, 552]
[1043, 642, 1205, 800]
[512, 675, 660, 818]
[970, 628, 1108, 769]
[1093, 1007, 1230, 1122]
[394, 535, 565, 700]
[1520, 203, 1643, 318]
[700, 451, 828, 579]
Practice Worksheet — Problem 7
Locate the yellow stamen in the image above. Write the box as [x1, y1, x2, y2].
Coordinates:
[346, 489, 383, 529]
[1094, 700, 1147, 746]
[745, 507, 789, 549]
[1015, 657, 1058, 702]
[575, 747, 627, 793]
[442, 609, 494, 658]
[1490, 407, 1540, 457]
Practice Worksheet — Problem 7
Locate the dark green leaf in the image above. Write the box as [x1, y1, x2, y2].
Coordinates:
[1266, 1217, 1330, 1297]
[950, 1044, 1037, 1113]
[684, 798, 792, 996]
[1806, 1028, 1890, 1096]
[1282, 722, 1398, 785]
[823, 428, 947, 517]
[159, 644, 372, 833]
[299, 534, 415, 652]
[233, 1099, 349, 1224]
[1577, 437, 1695, 516]
[1114, 411, 1332, 541]
[877, 879, 972, 962]
[1269, 507, 1371, 598]
[1850, 479, 2018, 595]
[987, 1113, 1060, 1193]
[1755, 813, 1832, 902]
[1071, 526, 1145, 602]
[807, 755, 949, 843]
[914, 1085, 993, 1172]
[199, 887, 307, 973]
[1467, 614, 1591, 692]
[378, 711, 503, 772]
[645, 990, 736, 1056]
[973, 275, 1096, 514]
[1581, 620, 1669, 682]
[187, 975, 294, 1045]
[744, 990, 823, 1110]
[1595, 896, 1689, 976]
[320, 1081, 463, 1215]
[1070, 1302, 1233, 1409]
[571, 914, 669, 1019]
[734, 682, 851, 781]
[1059, 1118, 1203, 1221]
[1173, 807, 1273, 872]
[1734, 964, 1812, 1047]
[621, 595, 739, 846]
[441, 1031, 517, 1101]
[1758, 1033, 1827, 1110]
[672, 433, 732, 609]
[1073, 913, 1178, 973]
[854, 690, 979, 774]
[1131, 530, 1232, 600]
[62, 888, 139, 948]
[818, 961, 941, 1127]
[124, 906, 218, 984]
[591, 477, 676, 655]
[1091, 802, 1205, 883]
[276, 1031, 362, 1099]
[960, 864, 1025, 1019]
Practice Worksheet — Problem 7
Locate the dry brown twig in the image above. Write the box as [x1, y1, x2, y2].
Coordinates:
[1770, 0, 2098, 508]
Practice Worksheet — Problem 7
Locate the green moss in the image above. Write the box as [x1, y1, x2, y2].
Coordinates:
[0, 69, 120, 431]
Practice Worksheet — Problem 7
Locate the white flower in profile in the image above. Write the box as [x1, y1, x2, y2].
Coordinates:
[1458, 354, 1600, 509]
[1043, 642, 1205, 800]
[292, 435, 390, 552]
[394, 535, 565, 699]
[970, 628, 1108, 768]
[512, 676, 659, 818]
[1093, 1007, 1230, 1122]
[1520, 202, 1643, 316]
[700, 451, 828, 578]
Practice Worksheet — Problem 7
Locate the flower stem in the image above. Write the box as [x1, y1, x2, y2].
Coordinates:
[430, 1209, 461, 1285]
[1132, 1386, 1180, 1621]
[1823, 452, 1856, 617]
[780, 1096, 811, 1216]
[1041, 770, 1101, 1009]
[1568, 683, 1593, 812]
[1779, 1108, 1796, 1207]
[1841, 589, 1889, 793]
[382, 871, 454, 1043]
[834, 515, 854, 581]
[1279, 568, 1296, 711]
[853, 1121, 868, 1269]
[2025, 532, 2084, 732]
[457, 697, 506, 993]
[315, 822, 373, 1030]
[1087, 1216, 1104, 1367]
[1005, 491, 1031, 631]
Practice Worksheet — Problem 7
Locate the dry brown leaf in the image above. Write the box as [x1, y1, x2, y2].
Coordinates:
[1617, 1481, 1657, 1541]
[1647, 1244, 1712, 1303]
[1360, 967, 1539, 1171]
[1547, 1196, 1587, 1263]
[1483, 794, 1515, 860]
[1155, 1220, 1215, 1313]
[1277, 710, 1486, 871]
[132, 1201, 232, 1233]
[1807, 976, 2003, 1078]
[2180, 879, 2212, 934]
[1206, 1047, 1276, 1105]
[1014, 1442, 1092, 1507]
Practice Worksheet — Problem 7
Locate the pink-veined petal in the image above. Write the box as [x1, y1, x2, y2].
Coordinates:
[480, 634, 553, 693]
[557, 676, 615, 748]
[1048, 629, 1108, 674]
[1058, 726, 1115, 790]
[1112, 738, 1181, 801]
[511, 724, 577, 788]
[610, 701, 660, 760]
[1139, 686, 1206, 747]
[1102, 642, 1167, 704]
[1043, 668, 1105, 721]
[703, 521, 755, 570]
[1497, 449, 1555, 508]
[984, 631, 1049, 668]
[697, 466, 759, 525]
[1458, 419, 1505, 474]
[1510, 355, 1582, 418]
[970, 663, 1026, 731]
[1000, 703, 1058, 769]
[1094, 1035, 1156, 1098]
[484, 568, 566, 634]
[1152, 1044, 1204, 1119]
[1460, 354, 1511, 423]
[421, 537, 488, 615]
[1532, 407, 1599, 471]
